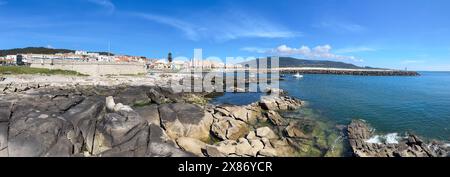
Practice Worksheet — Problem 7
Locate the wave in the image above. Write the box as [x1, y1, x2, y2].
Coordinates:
[365, 133, 400, 144]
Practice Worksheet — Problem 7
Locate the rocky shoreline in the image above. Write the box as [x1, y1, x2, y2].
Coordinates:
[347, 120, 449, 157]
[0, 79, 347, 157]
[0, 75, 447, 157]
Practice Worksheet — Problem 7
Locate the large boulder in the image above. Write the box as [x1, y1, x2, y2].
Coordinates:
[94, 110, 147, 154]
[284, 122, 311, 139]
[99, 128, 150, 157]
[62, 98, 105, 154]
[114, 87, 151, 106]
[134, 104, 160, 126]
[147, 124, 194, 157]
[159, 103, 213, 141]
[217, 106, 256, 124]
[4, 94, 83, 157]
[347, 120, 373, 140]
[259, 96, 302, 111]
[7, 116, 69, 157]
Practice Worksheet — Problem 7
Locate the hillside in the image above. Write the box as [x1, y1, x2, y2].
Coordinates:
[240, 57, 364, 69]
[0, 47, 114, 56]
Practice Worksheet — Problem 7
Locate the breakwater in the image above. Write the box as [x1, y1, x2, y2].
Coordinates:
[277, 68, 419, 76]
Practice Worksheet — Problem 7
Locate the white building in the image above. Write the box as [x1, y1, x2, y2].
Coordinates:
[75, 50, 88, 55]
[172, 60, 188, 70]
[5, 55, 17, 61]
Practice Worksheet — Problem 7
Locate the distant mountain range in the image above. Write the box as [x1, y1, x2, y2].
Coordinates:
[0, 47, 114, 57]
[240, 57, 374, 69]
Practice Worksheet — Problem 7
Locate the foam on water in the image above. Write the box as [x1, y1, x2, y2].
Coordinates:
[365, 135, 382, 144]
[365, 133, 400, 144]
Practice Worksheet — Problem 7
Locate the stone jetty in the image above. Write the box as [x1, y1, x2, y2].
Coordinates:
[279, 68, 420, 76]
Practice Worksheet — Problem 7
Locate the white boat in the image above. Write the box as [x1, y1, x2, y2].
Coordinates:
[293, 73, 304, 78]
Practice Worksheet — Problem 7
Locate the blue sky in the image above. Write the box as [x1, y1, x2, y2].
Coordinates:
[1, 0, 450, 70]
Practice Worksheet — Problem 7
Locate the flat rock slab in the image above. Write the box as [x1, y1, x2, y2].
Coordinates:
[159, 103, 205, 125]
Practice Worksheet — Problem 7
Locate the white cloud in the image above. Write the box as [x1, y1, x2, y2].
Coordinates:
[46, 45, 54, 49]
[335, 47, 376, 54]
[87, 0, 115, 13]
[241, 47, 271, 54]
[242, 44, 363, 62]
[132, 10, 300, 41]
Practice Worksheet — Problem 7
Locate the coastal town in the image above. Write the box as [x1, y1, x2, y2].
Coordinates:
[0, 49, 235, 72]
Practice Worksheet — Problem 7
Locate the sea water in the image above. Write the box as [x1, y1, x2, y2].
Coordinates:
[212, 72, 450, 141]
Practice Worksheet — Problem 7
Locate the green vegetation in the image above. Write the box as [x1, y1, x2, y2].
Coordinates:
[0, 47, 114, 57]
[183, 94, 210, 106]
[0, 66, 88, 76]
[132, 100, 153, 108]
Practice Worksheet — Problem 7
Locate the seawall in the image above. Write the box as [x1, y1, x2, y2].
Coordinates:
[30, 60, 147, 76]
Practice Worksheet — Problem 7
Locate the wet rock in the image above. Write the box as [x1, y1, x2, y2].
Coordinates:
[259, 96, 302, 111]
[270, 139, 297, 157]
[284, 122, 310, 139]
[347, 120, 373, 140]
[264, 88, 285, 95]
[347, 120, 446, 157]
[265, 111, 286, 126]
